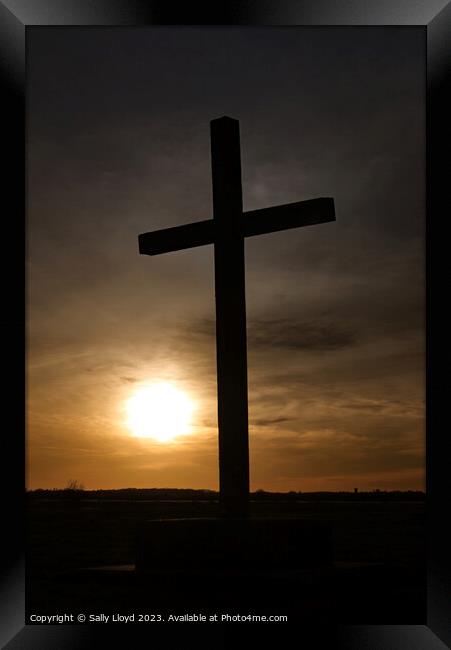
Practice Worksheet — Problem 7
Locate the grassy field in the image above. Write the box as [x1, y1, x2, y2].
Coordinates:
[27, 494, 425, 623]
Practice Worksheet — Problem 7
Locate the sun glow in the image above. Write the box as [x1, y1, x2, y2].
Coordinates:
[126, 382, 195, 442]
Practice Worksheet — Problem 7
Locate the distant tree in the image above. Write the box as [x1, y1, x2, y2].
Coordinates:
[62, 479, 85, 505]
[64, 479, 85, 492]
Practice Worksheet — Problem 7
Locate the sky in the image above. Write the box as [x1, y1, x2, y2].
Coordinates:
[27, 27, 425, 492]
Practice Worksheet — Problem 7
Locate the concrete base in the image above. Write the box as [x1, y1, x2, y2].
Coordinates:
[135, 517, 332, 576]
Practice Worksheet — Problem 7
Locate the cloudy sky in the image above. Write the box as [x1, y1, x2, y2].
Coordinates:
[27, 27, 425, 491]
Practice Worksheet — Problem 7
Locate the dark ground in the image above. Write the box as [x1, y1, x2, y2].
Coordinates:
[26, 493, 425, 624]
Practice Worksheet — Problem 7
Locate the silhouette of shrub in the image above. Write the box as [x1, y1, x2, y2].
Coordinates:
[63, 479, 85, 502]
[65, 479, 85, 491]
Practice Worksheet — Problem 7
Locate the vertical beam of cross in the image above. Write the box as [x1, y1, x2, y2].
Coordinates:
[210, 117, 250, 519]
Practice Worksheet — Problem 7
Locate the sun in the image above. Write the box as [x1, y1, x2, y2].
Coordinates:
[126, 382, 195, 442]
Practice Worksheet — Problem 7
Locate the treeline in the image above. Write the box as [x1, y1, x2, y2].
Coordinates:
[252, 489, 425, 502]
[27, 487, 426, 502]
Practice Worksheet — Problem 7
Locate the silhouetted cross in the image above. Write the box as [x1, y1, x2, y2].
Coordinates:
[138, 117, 335, 519]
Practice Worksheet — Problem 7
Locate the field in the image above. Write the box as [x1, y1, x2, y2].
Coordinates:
[27, 492, 425, 623]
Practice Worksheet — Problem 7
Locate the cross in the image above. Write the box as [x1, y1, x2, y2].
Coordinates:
[138, 117, 335, 519]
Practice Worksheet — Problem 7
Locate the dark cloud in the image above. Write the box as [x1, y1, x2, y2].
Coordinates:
[253, 416, 295, 427]
[180, 317, 357, 351]
[248, 318, 357, 351]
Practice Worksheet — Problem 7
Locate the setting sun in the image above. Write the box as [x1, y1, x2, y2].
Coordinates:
[126, 382, 195, 442]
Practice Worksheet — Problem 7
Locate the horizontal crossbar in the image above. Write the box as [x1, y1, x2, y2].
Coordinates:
[139, 219, 214, 256]
[138, 197, 335, 256]
[244, 197, 335, 237]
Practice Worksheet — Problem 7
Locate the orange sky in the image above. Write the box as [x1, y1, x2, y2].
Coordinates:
[27, 27, 425, 492]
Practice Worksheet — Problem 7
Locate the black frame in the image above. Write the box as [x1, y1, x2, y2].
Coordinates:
[1, 1, 450, 648]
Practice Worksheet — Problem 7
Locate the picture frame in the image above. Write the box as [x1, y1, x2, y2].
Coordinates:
[1, 1, 449, 647]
